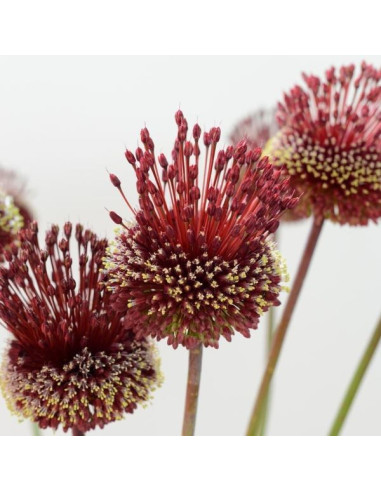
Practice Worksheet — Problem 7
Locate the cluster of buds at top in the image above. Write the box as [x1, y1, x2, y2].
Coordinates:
[104, 111, 299, 348]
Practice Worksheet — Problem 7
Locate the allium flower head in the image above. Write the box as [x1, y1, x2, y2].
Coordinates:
[267, 62, 381, 225]
[104, 111, 299, 349]
[0, 222, 161, 434]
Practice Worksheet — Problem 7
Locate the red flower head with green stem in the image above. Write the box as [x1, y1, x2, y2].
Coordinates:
[246, 63, 381, 436]
[266, 62, 381, 225]
[0, 222, 161, 435]
[104, 111, 299, 349]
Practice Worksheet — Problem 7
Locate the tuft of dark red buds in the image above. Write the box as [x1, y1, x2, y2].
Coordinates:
[0, 222, 161, 433]
[105, 111, 299, 349]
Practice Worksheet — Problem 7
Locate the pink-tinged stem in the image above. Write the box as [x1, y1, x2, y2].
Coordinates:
[182, 344, 203, 436]
[247, 216, 324, 436]
[72, 427, 85, 436]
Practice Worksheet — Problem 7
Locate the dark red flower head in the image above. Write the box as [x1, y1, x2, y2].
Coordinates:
[267, 62, 381, 225]
[104, 111, 299, 349]
[0, 222, 161, 434]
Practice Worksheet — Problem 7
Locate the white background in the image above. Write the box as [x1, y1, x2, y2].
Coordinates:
[0, 56, 380, 436]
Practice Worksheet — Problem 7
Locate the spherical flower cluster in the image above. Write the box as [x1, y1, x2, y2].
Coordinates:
[104, 111, 299, 349]
[267, 62, 381, 225]
[0, 222, 161, 434]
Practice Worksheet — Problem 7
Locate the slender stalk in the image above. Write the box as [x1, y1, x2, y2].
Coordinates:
[329, 315, 381, 436]
[182, 344, 203, 436]
[247, 216, 324, 436]
[31, 423, 41, 436]
[72, 427, 84, 436]
[258, 306, 276, 435]
[258, 230, 279, 436]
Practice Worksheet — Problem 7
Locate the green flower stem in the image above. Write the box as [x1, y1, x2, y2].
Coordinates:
[31, 423, 41, 436]
[258, 230, 279, 436]
[247, 216, 324, 436]
[182, 344, 203, 436]
[329, 315, 381, 436]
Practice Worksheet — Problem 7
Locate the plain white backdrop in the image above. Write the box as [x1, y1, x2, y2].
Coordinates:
[0, 56, 380, 436]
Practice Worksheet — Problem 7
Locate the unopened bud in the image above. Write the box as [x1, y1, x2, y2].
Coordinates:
[140, 128, 150, 144]
[109, 211, 123, 225]
[109, 173, 121, 187]
[64, 222, 72, 239]
[203, 132, 211, 147]
[158, 153, 168, 168]
[125, 150, 136, 165]
[184, 141, 193, 157]
[193, 123, 201, 140]
[190, 186, 201, 201]
[175, 110, 184, 126]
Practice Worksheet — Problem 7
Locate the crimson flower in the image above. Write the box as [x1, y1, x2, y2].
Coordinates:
[104, 111, 299, 349]
[0, 222, 161, 434]
[267, 62, 381, 225]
